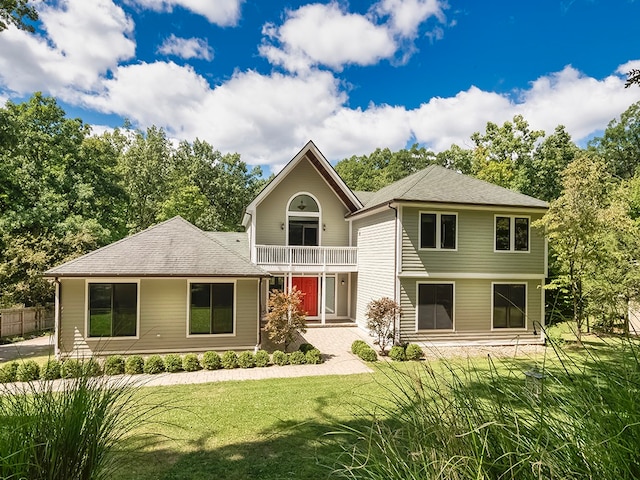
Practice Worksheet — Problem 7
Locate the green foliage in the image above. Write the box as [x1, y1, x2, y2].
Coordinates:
[61, 359, 82, 379]
[237, 351, 256, 369]
[288, 351, 306, 365]
[83, 358, 102, 377]
[388, 345, 406, 362]
[351, 340, 368, 355]
[40, 359, 61, 380]
[272, 350, 289, 366]
[143, 355, 165, 374]
[356, 346, 378, 362]
[0, 0, 38, 32]
[182, 353, 201, 372]
[124, 355, 144, 375]
[164, 354, 183, 373]
[365, 297, 400, 355]
[254, 350, 270, 367]
[298, 343, 315, 353]
[201, 351, 221, 370]
[265, 289, 307, 351]
[305, 348, 323, 364]
[15, 360, 39, 381]
[221, 351, 238, 369]
[405, 343, 424, 361]
[0, 361, 18, 383]
[104, 355, 125, 376]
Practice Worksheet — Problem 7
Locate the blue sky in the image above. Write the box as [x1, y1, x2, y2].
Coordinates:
[1, 0, 639, 171]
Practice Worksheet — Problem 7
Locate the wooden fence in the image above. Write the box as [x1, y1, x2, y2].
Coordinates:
[0, 306, 54, 338]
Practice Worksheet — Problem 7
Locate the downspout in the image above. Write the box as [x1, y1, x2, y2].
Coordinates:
[388, 203, 399, 344]
[54, 278, 61, 359]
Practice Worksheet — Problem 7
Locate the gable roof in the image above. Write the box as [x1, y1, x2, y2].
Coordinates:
[243, 140, 362, 226]
[44, 217, 267, 278]
[352, 165, 548, 215]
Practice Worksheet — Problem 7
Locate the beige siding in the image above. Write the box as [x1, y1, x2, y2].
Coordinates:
[401, 206, 545, 275]
[399, 277, 543, 343]
[255, 155, 350, 246]
[354, 209, 397, 327]
[58, 278, 260, 357]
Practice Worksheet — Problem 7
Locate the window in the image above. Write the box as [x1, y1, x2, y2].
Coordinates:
[495, 216, 529, 252]
[88, 283, 137, 337]
[288, 193, 320, 246]
[420, 212, 457, 250]
[417, 283, 454, 330]
[190, 283, 234, 335]
[493, 284, 526, 329]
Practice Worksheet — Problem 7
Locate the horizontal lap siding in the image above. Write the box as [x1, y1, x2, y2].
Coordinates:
[399, 277, 542, 343]
[401, 207, 545, 275]
[59, 278, 259, 356]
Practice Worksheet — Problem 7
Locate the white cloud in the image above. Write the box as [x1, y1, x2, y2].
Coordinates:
[374, 0, 447, 38]
[157, 34, 213, 61]
[125, 0, 243, 26]
[259, 2, 396, 73]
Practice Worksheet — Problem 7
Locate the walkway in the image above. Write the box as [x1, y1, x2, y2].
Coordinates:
[0, 335, 53, 363]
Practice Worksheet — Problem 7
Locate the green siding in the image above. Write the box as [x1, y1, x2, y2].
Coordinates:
[399, 277, 543, 343]
[401, 206, 545, 274]
[58, 278, 260, 357]
[255, 156, 350, 246]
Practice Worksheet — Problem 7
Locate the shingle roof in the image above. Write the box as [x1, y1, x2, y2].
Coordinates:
[204, 232, 250, 260]
[355, 165, 548, 213]
[44, 217, 267, 278]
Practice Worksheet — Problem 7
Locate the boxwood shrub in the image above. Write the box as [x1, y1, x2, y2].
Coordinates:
[289, 351, 306, 365]
[298, 343, 315, 353]
[255, 349, 270, 367]
[238, 351, 256, 369]
[125, 355, 145, 375]
[305, 348, 323, 364]
[272, 350, 288, 366]
[221, 351, 238, 369]
[183, 353, 201, 372]
[83, 359, 102, 377]
[357, 346, 378, 362]
[16, 360, 40, 382]
[40, 359, 61, 380]
[104, 355, 125, 375]
[144, 355, 165, 374]
[389, 345, 406, 362]
[164, 354, 183, 373]
[0, 361, 19, 383]
[61, 359, 83, 378]
[202, 351, 221, 370]
[351, 340, 368, 355]
[405, 343, 424, 361]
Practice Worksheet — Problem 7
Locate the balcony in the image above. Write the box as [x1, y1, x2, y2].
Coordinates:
[255, 245, 357, 272]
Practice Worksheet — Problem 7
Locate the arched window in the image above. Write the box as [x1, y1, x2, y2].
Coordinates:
[287, 193, 320, 246]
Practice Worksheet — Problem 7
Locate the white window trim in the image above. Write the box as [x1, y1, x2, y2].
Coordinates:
[491, 282, 528, 331]
[415, 281, 456, 332]
[418, 211, 458, 251]
[494, 214, 531, 253]
[186, 279, 237, 338]
[286, 192, 322, 247]
[85, 278, 141, 340]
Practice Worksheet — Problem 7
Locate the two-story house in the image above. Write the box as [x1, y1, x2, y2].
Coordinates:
[45, 141, 547, 357]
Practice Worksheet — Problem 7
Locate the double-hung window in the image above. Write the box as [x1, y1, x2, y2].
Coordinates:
[88, 283, 138, 337]
[417, 283, 454, 330]
[492, 283, 526, 329]
[190, 283, 234, 335]
[420, 212, 457, 250]
[495, 216, 529, 252]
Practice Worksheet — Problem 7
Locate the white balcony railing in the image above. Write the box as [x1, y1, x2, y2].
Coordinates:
[256, 245, 357, 266]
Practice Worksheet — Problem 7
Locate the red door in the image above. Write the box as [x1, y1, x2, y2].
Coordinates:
[291, 277, 318, 316]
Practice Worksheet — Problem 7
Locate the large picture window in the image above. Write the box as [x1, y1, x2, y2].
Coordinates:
[88, 283, 137, 337]
[493, 283, 526, 329]
[420, 212, 457, 250]
[495, 216, 529, 252]
[190, 283, 234, 335]
[417, 283, 454, 330]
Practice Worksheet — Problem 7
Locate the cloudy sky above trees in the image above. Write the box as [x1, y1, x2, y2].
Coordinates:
[1, 0, 639, 170]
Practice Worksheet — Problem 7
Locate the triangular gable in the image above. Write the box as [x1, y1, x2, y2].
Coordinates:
[243, 141, 362, 226]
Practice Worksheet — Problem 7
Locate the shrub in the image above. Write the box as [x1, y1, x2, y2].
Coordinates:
[40, 359, 61, 380]
[182, 353, 201, 372]
[143, 355, 165, 374]
[83, 359, 102, 377]
[164, 354, 183, 373]
[405, 343, 424, 361]
[366, 297, 400, 355]
[305, 348, 323, 364]
[0, 361, 19, 383]
[221, 351, 239, 369]
[16, 360, 40, 382]
[265, 289, 307, 351]
[201, 351, 221, 371]
[351, 340, 368, 355]
[255, 350, 270, 367]
[238, 351, 256, 368]
[299, 343, 315, 353]
[289, 351, 306, 365]
[357, 346, 378, 362]
[124, 355, 144, 375]
[389, 345, 406, 362]
[272, 350, 289, 366]
[104, 356, 125, 376]
[61, 359, 83, 378]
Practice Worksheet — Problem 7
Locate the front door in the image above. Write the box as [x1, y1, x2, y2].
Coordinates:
[292, 277, 318, 316]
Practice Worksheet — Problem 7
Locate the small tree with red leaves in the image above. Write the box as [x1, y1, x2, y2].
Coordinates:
[365, 297, 400, 355]
[265, 287, 307, 352]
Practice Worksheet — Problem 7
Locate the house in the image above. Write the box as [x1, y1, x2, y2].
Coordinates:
[45, 141, 548, 358]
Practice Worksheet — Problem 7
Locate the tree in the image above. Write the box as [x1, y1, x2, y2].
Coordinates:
[365, 297, 400, 355]
[0, 0, 37, 32]
[625, 68, 640, 88]
[264, 288, 307, 351]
